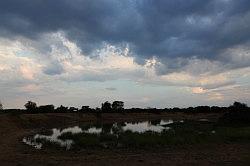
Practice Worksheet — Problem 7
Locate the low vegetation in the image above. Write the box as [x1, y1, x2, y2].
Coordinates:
[31, 119, 250, 150]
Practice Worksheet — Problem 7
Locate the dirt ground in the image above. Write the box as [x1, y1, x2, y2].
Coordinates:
[0, 112, 250, 166]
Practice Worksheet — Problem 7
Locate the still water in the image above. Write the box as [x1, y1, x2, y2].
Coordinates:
[23, 119, 175, 150]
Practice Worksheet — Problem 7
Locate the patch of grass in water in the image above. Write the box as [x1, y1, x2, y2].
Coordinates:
[35, 137, 63, 150]
[59, 132, 118, 149]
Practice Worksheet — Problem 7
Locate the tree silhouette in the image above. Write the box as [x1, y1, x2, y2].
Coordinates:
[24, 101, 37, 111]
[81, 106, 90, 112]
[101, 101, 112, 112]
[112, 101, 124, 111]
[56, 105, 68, 112]
[230, 101, 248, 111]
[38, 105, 54, 112]
[0, 101, 3, 110]
[232, 101, 247, 108]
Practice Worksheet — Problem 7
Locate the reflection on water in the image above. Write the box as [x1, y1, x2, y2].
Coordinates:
[86, 127, 102, 134]
[34, 129, 74, 150]
[160, 119, 174, 126]
[122, 120, 172, 133]
[23, 119, 174, 150]
[23, 126, 83, 150]
[61, 126, 83, 134]
[123, 122, 164, 133]
[22, 137, 42, 149]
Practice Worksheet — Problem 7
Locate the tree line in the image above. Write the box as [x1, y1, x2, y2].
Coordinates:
[1, 101, 249, 114]
[22, 100, 125, 113]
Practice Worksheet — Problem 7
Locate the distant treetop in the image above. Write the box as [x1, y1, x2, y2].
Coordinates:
[0, 101, 3, 110]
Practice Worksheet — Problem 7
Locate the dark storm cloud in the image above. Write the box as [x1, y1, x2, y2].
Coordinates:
[1, 0, 250, 70]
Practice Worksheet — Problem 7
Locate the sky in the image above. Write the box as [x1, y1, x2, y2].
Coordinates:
[1, 0, 250, 109]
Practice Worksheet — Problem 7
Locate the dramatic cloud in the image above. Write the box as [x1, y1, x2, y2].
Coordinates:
[1, 1, 250, 68]
[0, 0, 250, 108]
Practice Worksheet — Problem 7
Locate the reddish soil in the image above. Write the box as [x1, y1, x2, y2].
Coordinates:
[0, 112, 250, 166]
